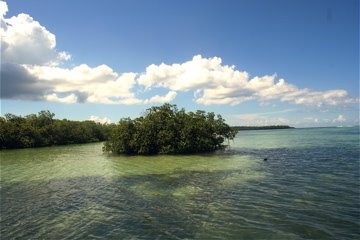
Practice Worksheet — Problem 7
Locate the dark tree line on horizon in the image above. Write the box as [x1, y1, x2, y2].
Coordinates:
[231, 125, 294, 131]
[0, 110, 111, 149]
[103, 104, 237, 155]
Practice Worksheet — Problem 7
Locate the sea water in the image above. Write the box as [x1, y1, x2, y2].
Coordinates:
[1, 127, 359, 239]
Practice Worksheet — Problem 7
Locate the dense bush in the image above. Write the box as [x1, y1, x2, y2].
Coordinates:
[103, 104, 237, 155]
[0, 110, 111, 149]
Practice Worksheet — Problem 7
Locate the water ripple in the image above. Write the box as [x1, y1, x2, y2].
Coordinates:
[1, 127, 359, 239]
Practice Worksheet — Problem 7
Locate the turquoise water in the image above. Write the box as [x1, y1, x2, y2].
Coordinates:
[1, 127, 359, 239]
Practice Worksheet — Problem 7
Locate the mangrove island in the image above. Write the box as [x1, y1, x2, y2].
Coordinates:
[103, 104, 237, 155]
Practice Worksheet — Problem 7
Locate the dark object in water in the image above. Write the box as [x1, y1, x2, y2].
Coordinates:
[263, 158, 268, 161]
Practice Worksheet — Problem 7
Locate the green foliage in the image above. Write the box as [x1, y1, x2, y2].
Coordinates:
[103, 104, 237, 155]
[0, 111, 111, 149]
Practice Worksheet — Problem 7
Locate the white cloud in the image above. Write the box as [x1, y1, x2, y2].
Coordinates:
[26, 64, 118, 83]
[88, 115, 112, 124]
[0, 1, 70, 65]
[333, 114, 346, 124]
[24, 63, 181, 105]
[44, 93, 78, 104]
[25, 64, 139, 104]
[24, 64, 178, 104]
[144, 91, 177, 104]
[137, 55, 357, 107]
[19, 55, 358, 107]
[0, 0, 178, 106]
[0, 2, 357, 108]
[137, 55, 246, 91]
[0, 1, 7, 17]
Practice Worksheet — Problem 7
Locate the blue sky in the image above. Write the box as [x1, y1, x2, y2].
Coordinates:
[1, 0, 359, 127]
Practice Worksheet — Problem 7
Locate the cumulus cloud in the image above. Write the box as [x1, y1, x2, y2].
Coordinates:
[137, 55, 245, 91]
[88, 115, 112, 124]
[0, 2, 178, 105]
[0, 1, 70, 65]
[137, 55, 358, 106]
[0, 1, 357, 108]
[44, 93, 78, 104]
[25, 64, 137, 104]
[0, 63, 52, 100]
[24, 64, 176, 104]
[144, 91, 177, 104]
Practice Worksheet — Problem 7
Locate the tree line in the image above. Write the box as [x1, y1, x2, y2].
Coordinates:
[0, 110, 111, 149]
[0, 105, 237, 154]
[231, 125, 293, 131]
[103, 104, 237, 155]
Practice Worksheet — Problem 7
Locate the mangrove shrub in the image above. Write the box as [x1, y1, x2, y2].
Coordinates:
[0, 110, 111, 149]
[103, 104, 237, 155]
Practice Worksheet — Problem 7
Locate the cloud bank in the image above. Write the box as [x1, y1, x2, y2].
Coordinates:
[137, 55, 357, 106]
[0, 1, 357, 108]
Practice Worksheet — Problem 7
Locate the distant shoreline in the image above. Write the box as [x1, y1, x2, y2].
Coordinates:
[231, 125, 294, 131]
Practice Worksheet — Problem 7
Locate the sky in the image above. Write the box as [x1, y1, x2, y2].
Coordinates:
[0, 0, 359, 127]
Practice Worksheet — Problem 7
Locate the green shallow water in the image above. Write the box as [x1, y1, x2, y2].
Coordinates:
[1, 127, 359, 239]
